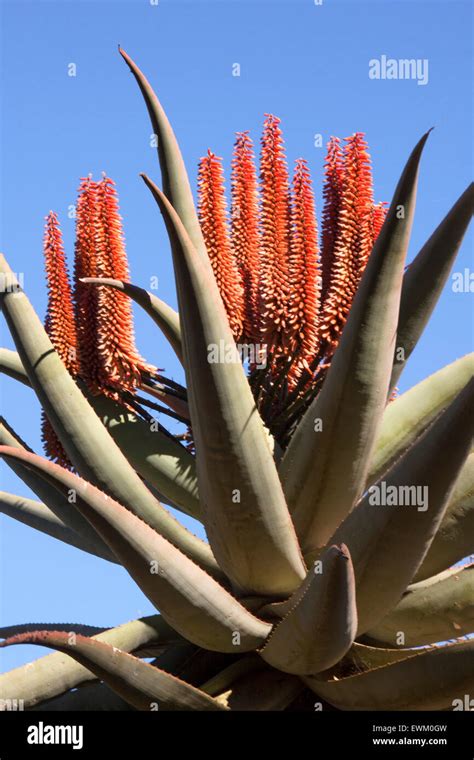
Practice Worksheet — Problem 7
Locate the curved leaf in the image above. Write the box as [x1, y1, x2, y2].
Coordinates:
[0, 622, 107, 639]
[391, 183, 474, 389]
[80, 278, 183, 363]
[90, 394, 200, 520]
[415, 453, 474, 581]
[0, 491, 117, 563]
[280, 132, 431, 557]
[30, 681, 134, 711]
[331, 377, 474, 635]
[119, 47, 208, 261]
[0, 352, 199, 520]
[305, 639, 474, 711]
[259, 544, 357, 675]
[0, 615, 180, 708]
[0, 631, 226, 711]
[367, 564, 474, 647]
[0, 446, 271, 653]
[0, 257, 216, 574]
[142, 174, 306, 597]
[0, 419, 117, 561]
[369, 354, 474, 485]
[0, 347, 28, 386]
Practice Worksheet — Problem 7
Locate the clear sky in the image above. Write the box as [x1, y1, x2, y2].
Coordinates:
[1, 0, 472, 670]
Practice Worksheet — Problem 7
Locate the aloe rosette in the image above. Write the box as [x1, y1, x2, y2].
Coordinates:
[0, 47, 473, 712]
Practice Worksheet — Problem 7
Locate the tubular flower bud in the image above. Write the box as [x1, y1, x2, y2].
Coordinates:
[287, 159, 321, 389]
[320, 137, 344, 302]
[231, 132, 260, 344]
[198, 150, 244, 341]
[258, 115, 291, 356]
[42, 211, 77, 468]
[94, 176, 155, 396]
[320, 133, 374, 352]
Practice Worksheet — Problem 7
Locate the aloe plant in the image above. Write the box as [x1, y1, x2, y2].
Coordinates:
[0, 47, 473, 712]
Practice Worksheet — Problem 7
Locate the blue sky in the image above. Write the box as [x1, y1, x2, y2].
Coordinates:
[1, 0, 472, 670]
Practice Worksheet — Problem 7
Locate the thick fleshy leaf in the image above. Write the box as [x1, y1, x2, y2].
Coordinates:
[0, 351, 199, 519]
[0, 347, 27, 385]
[214, 666, 303, 711]
[142, 175, 306, 597]
[305, 640, 474, 711]
[0, 631, 226, 711]
[330, 377, 474, 635]
[0, 623, 107, 639]
[259, 544, 357, 676]
[0, 491, 117, 563]
[369, 354, 474, 484]
[0, 615, 180, 708]
[90, 394, 200, 520]
[80, 278, 183, 363]
[119, 47, 208, 262]
[0, 257, 216, 574]
[280, 132, 431, 557]
[415, 454, 474, 581]
[367, 564, 474, 647]
[0, 446, 271, 653]
[30, 682, 134, 711]
[391, 183, 474, 389]
[0, 419, 117, 561]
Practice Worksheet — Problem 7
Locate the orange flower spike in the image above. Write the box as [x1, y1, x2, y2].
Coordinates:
[348, 133, 374, 279]
[74, 176, 101, 391]
[42, 211, 77, 468]
[94, 175, 155, 394]
[287, 159, 320, 387]
[320, 133, 374, 352]
[370, 201, 388, 245]
[320, 137, 343, 302]
[258, 114, 291, 353]
[43, 211, 79, 373]
[198, 150, 244, 341]
[231, 132, 260, 343]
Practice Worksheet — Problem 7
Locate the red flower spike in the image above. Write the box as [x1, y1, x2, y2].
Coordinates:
[42, 211, 78, 468]
[258, 115, 291, 356]
[231, 132, 260, 343]
[320, 137, 344, 302]
[94, 176, 155, 396]
[198, 150, 244, 341]
[320, 133, 374, 353]
[370, 201, 388, 245]
[74, 177, 102, 391]
[287, 159, 321, 390]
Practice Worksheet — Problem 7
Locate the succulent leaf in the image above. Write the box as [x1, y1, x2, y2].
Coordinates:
[367, 563, 474, 647]
[331, 377, 474, 635]
[141, 174, 306, 597]
[391, 182, 474, 389]
[0, 446, 271, 652]
[0, 631, 226, 711]
[259, 544, 357, 675]
[369, 353, 474, 485]
[0, 258, 216, 573]
[305, 639, 474, 711]
[0, 351, 198, 518]
[415, 453, 474, 581]
[119, 47, 208, 261]
[0, 615, 180, 708]
[0, 491, 118, 563]
[280, 131, 431, 557]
